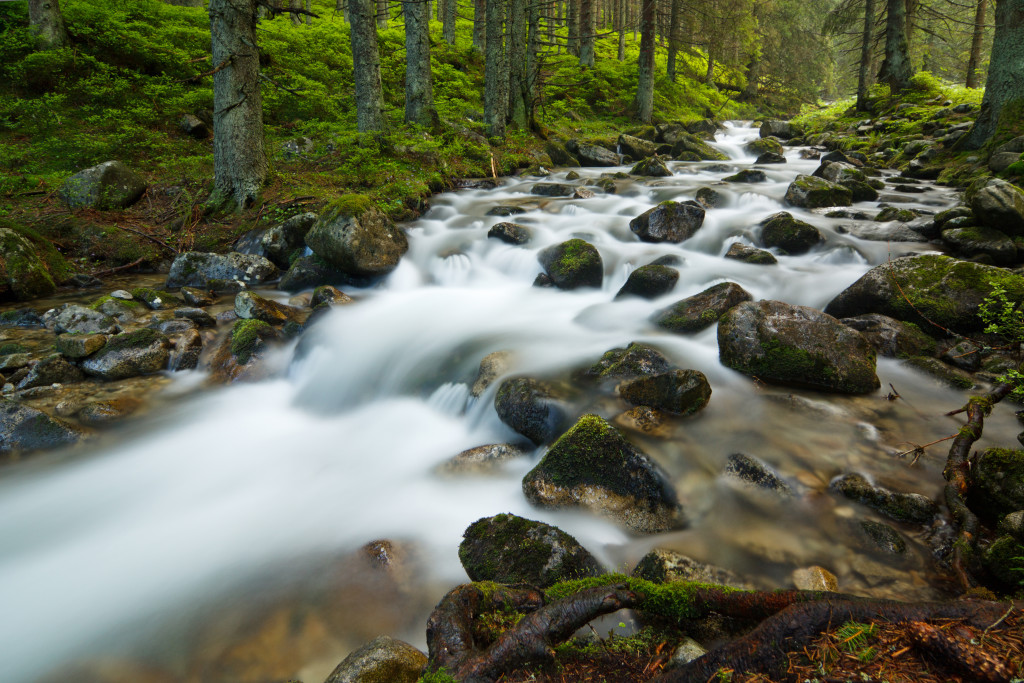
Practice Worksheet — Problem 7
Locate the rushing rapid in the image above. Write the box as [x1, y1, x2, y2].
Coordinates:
[0, 123, 1018, 683]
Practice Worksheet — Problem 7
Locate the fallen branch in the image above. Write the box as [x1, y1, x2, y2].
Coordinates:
[114, 224, 178, 254]
[89, 256, 145, 278]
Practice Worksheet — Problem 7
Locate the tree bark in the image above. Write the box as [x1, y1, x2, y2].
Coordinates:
[27, 0, 69, 50]
[578, 0, 594, 66]
[966, 0, 988, 88]
[484, 0, 508, 136]
[474, 0, 488, 51]
[526, 0, 540, 127]
[208, 0, 267, 210]
[635, 0, 655, 122]
[405, 0, 438, 127]
[377, 0, 389, 28]
[567, 0, 579, 55]
[350, 0, 388, 132]
[616, 0, 625, 61]
[963, 0, 1024, 148]
[666, 0, 682, 81]
[878, 0, 913, 92]
[443, 0, 457, 43]
[857, 0, 877, 110]
[507, 0, 528, 128]
[290, 0, 303, 24]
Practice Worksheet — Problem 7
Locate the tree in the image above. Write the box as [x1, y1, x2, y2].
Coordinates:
[857, 0, 877, 109]
[27, 0, 69, 50]
[635, 0, 655, 122]
[377, 0, 389, 28]
[578, 0, 595, 66]
[443, 0, 457, 43]
[209, 0, 268, 209]
[405, 0, 438, 127]
[966, 0, 988, 88]
[350, 0, 387, 132]
[474, 0, 487, 51]
[507, 0, 529, 127]
[962, 0, 1024, 148]
[666, 0, 683, 81]
[877, 0, 913, 91]
[484, 0, 508, 135]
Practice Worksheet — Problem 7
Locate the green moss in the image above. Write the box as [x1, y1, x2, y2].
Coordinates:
[88, 295, 142, 311]
[0, 343, 28, 355]
[101, 327, 163, 353]
[417, 668, 459, 683]
[230, 319, 274, 364]
[321, 194, 375, 223]
[983, 535, 1024, 588]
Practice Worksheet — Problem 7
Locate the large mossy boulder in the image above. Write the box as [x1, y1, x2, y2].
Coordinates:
[458, 513, 604, 586]
[784, 174, 853, 209]
[759, 212, 823, 254]
[718, 300, 880, 394]
[0, 226, 73, 301]
[618, 134, 659, 159]
[941, 226, 1017, 266]
[166, 252, 278, 289]
[305, 198, 409, 281]
[823, 254, 1024, 334]
[629, 201, 705, 243]
[760, 120, 795, 139]
[537, 239, 603, 289]
[651, 282, 752, 333]
[743, 138, 783, 156]
[615, 265, 679, 299]
[81, 328, 170, 380]
[0, 399, 83, 455]
[669, 133, 728, 161]
[58, 160, 146, 210]
[631, 157, 672, 177]
[521, 414, 685, 533]
[965, 178, 1024, 237]
[617, 369, 711, 415]
[969, 448, 1024, 521]
[568, 140, 620, 166]
[494, 377, 569, 445]
[322, 636, 426, 683]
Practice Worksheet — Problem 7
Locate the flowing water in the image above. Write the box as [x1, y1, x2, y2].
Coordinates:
[0, 123, 1020, 683]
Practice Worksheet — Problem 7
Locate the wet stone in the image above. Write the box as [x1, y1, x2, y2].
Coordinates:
[724, 242, 777, 265]
[791, 566, 838, 592]
[487, 222, 532, 245]
[723, 453, 794, 496]
[56, 334, 107, 359]
[437, 443, 530, 476]
[632, 548, 753, 589]
[173, 307, 217, 328]
[485, 205, 526, 217]
[180, 287, 215, 307]
[830, 472, 938, 524]
[857, 519, 908, 555]
[17, 354, 84, 390]
[77, 398, 143, 427]
[615, 265, 679, 299]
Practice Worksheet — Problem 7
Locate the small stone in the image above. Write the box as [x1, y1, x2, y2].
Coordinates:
[322, 636, 427, 683]
[723, 453, 793, 496]
[667, 638, 708, 668]
[488, 222, 532, 245]
[437, 443, 530, 476]
[234, 291, 303, 325]
[110, 290, 134, 300]
[180, 287, 215, 307]
[858, 519, 907, 555]
[77, 398, 143, 427]
[174, 307, 217, 328]
[791, 566, 838, 592]
[573, 187, 596, 199]
[56, 334, 107, 359]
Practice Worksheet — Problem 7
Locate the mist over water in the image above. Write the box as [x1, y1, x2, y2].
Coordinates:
[0, 123, 1017, 682]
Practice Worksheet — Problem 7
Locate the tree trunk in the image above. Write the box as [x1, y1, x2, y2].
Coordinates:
[290, 0, 302, 24]
[666, 0, 681, 80]
[578, 0, 594, 66]
[444, 0, 457, 43]
[27, 0, 69, 50]
[350, 0, 388, 132]
[338, 0, 348, 21]
[526, 0, 540, 127]
[857, 0, 876, 110]
[567, 0, 578, 55]
[705, 43, 715, 84]
[635, 0, 655, 122]
[474, 0, 487, 51]
[484, 0, 508, 136]
[616, 0, 625, 61]
[405, 0, 437, 127]
[507, 0, 528, 128]
[377, 0, 389, 28]
[963, 1, 1024, 149]
[878, 0, 912, 92]
[209, 0, 267, 210]
[742, 46, 760, 100]
[966, 0, 988, 88]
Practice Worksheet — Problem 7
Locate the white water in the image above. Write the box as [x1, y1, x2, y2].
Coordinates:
[0, 124, 1017, 682]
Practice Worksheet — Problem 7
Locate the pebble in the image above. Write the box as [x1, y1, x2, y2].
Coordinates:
[110, 290, 134, 300]
[791, 566, 838, 592]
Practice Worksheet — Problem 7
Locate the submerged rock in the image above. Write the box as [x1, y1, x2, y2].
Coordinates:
[618, 369, 711, 416]
[437, 443, 530, 476]
[0, 399, 83, 455]
[458, 513, 603, 586]
[522, 414, 685, 533]
[629, 201, 705, 243]
[718, 300, 880, 394]
[494, 377, 569, 445]
[632, 548, 752, 589]
[830, 473, 938, 524]
[723, 452, 793, 496]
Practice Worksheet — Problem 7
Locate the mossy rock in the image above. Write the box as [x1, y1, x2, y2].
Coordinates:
[80, 328, 171, 380]
[824, 254, 1024, 335]
[458, 513, 604, 587]
[724, 243, 777, 265]
[615, 265, 679, 299]
[652, 282, 752, 334]
[829, 473, 938, 524]
[522, 414, 686, 534]
[941, 226, 1018, 266]
[875, 206, 920, 222]
[537, 239, 603, 289]
[759, 212, 823, 255]
[629, 201, 705, 243]
[669, 133, 728, 161]
[784, 174, 853, 209]
[322, 635, 426, 683]
[493, 377, 569, 445]
[57, 160, 146, 211]
[617, 369, 712, 416]
[982, 535, 1024, 589]
[631, 157, 672, 177]
[901, 356, 976, 390]
[585, 342, 670, 382]
[744, 137, 784, 156]
[969, 448, 1024, 521]
[230, 319, 277, 364]
[305, 203, 409, 281]
[839, 314, 936, 358]
[0, 398, 83, 456]
[0, 226, 70, 301]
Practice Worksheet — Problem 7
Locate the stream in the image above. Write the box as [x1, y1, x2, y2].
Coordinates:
[0, 122, 1019, 683]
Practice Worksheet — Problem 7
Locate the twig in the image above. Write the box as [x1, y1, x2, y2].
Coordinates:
[113, 224, 178, 254]
[181, 57, 231, 84]
[259, 73, 305, 96]
[89, 257, 145, 278]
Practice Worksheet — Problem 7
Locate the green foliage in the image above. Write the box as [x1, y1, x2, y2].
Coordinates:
[979, 282, 1024, 401]
[417, 668, 458, 683]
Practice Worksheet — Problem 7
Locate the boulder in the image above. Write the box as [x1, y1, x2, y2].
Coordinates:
[823, 254, 1024, 334]
[488, 222, 532, 245]
[522, 414, 685, 533]
[695, 187, 725, 209]
[718, 299, 880, 394]
[669, 133, 728, 161]
[615, 265, 679, 299]
[166, 252, 278, 289]
[58, 161, 146, 210]
[830, 473, 938, 524]
[323, 636, 426, 683]
[81, 328, 170, 380]
[723, 452, 794, 497]
[173, 307, 217, 328]
[585, 342, 671, 382]
[568, 141, 620, 166]
[278, 255, 347, 292]
[652, 281, 752, 333]
[617, 369, 711, 415]
[784, 175, 853, 208]
[839, 314, 935, 358]
[179, 113, 208, 139]
[684, 119, 720, 140]
[530, 182, 575, 197]
[759, 212, 823, 254]
[437, 443, 529, 475]
[180, 287, 214, 307]
[305, 199, 409, 280]
[0, 399, 83, 455]
[234, 291, 303, 325]
[754, 152, 786, 164]
[0, 227, 64, 301]
[983, 535, 1024, 587]
[724, 242, 777, 265]
[724, 169, 767, 183]
[494, 377, 569, 445]
[941, 226, 1017, 266]
[537, 239, 603, 289]
[618, 134, 659, 159]
[16, 354, 84, 390]
[261, 212, 317, 269]
[760, 120, 795, 139]
[966, 178, 1024, 237]
[631, 157, 672, 177]
[458, 513, 603, 586]
[633, 548, 752, 589]
[744, 138, 784, 156]
[630, 201, 705, 243]
[544, 140, 579, 166]
[53, 305, 119, 335]
[969, 448, 1024, 521]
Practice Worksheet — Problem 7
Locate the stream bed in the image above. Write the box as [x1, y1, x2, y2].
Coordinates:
[0, 123, 1019, 683]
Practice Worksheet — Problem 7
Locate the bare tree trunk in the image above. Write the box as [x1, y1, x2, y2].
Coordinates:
[474, 0, 487, 51]
[635, 0, 655, 122]
[405, 0, 437, 127]
[27, 0, 69, 49]
[209, 0, 267, 210]
[567, 0, 578, 55]
[666, 0, 681, 80]
[705, 42, 715, 84]
[377, 0, 389, 28]
[966, 0, 987, 88]
[878, 0, 912, 92]
[856, 0, 876, 109]
[444, 0, 457, 43]
[616, 0, 625, 60]
[578, 0, 594, 65]
[337, 0, 348, 21]
[351, 0, 388, 132]
[290, 0, 302, 24]
[507, 0, 528, 127]
[484, 0, 508, 136]
[526, 0, 540, 127]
